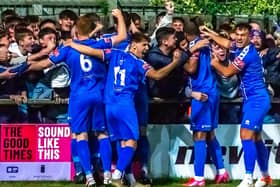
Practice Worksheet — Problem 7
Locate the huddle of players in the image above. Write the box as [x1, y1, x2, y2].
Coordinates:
[21, 4, 272, 187]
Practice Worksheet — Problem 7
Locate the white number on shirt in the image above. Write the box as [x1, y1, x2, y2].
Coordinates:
[80, 54, 92, 72]
[114, 66, 126, 86]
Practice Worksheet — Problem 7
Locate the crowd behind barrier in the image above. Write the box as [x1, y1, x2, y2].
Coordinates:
[1, 3, 280, 186]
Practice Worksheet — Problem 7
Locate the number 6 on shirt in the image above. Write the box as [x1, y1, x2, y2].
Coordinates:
[80, 54, 92, 72]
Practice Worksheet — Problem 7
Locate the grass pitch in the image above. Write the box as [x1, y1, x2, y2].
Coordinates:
[1, 179, 280, 187]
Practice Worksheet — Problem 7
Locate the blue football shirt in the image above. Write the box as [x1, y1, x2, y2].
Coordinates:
[49, 38, 112, 97]
[103, 49, 151, 104]
[188, 37, 217, 93]
[230, 43, 267, 99]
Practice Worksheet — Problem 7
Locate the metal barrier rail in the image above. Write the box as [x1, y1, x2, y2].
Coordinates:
[0, 97, 279, 105]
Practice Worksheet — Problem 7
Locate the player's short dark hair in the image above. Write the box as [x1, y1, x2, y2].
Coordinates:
[219, 23, 233, 33]
[173, 17, 185, 24]
[59, 9, 78, 22]
[175, 31, 186, 47]
[130, 12, 141, 22]
[39, 19, 57, 29]
[24, 15, 40, 25]
[84, 12, 101, 23]
[131, 32, 150, 43]
[1, 9, 17, 23]
[0, 29, 8, 39]
[4, 16, 23, 29]
[235, 22, 252, 32]
[15, 28, 33, 43]
[155, 27, 176, 45]
[76, 15, 96, 36]
[156, 12, 166, 24]
[185, 16, 203, 36]
[14, 22, 28, 31]
[38, 27, 57, 39]
[113, 11, 131, 29]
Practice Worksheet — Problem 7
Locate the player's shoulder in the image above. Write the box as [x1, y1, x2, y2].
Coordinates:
[237, 44, 252, 60]
[102, 32, 116, 38]
[189, 37, 200, 48]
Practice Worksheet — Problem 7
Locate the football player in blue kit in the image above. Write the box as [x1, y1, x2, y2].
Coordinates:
[103, 16, 152, 185]
[201, 22, 272, 187]
[183, 19, 229, 187]
[65, 32, 182, 187]
[27, 9, 127, 187]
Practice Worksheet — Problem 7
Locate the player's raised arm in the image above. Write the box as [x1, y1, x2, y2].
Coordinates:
[211, 53, 240, 77]
[184, 39, 209, 74]
[64, 41, 104, 60]
[111, 9, 127, 46]
[200, 25, 231, 49]
[146, 49, 181, 80]
[27, 58, 53, 71]
[0, 69, 17, 79]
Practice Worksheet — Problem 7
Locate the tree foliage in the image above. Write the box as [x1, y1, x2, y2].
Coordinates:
[149, 0, 280, 15]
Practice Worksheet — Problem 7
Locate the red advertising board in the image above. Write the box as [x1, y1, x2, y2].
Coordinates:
[0, 124, 72, 181]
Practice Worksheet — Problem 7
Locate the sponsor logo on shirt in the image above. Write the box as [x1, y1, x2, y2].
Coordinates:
[104, 38, 111, 43]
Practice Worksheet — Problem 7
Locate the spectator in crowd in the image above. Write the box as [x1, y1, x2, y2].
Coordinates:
[175, 31, 188, 50]
[24, 15, 40, 40]
[211, 32, 240, 123]
[218, 23, 235, 40]
[0, 28, 10, 49]
[39, 19, 57, 31]
[172, 16, 185, 32]
[0, 31, 29, 123]
[249, 21, 262, 31]
[250, 29, 265, 52]
[262, 42, 280, 98]
[130, 12, 142, 29]
[84, 13, 103, 39]
[1, 9, 17, 26]
[147, 27, 185, 98]
[212, 32, 239, 99]
[5, 16, 23, 43]
[58, 9, 78, 41]
[14, 28, 34, 57]
[150, 0, 174, 47]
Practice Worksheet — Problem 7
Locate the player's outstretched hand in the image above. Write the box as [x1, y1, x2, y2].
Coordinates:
[191, 91, 208, 102]
[111, 9, 122, 18]
[0, 69, 17, 79]
[41, 39, 56, 55]
[89, 22, 104, 38]
[9, 95, 27, 105]
[165, 0, 174, 14]
[192, 39, 209, 52]
[173, 49, 182, 64]
[199, 25, 218, 39]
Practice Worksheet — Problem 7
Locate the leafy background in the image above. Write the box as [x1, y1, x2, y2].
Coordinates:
[149, 0, 280, 16]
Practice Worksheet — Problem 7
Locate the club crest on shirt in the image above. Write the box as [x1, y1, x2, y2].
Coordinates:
[142, 62, 151, 70]
[50, 47, 59, 57]
[104, 48, 111, 54]
[234, 57, 245, 69]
